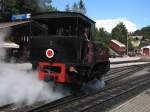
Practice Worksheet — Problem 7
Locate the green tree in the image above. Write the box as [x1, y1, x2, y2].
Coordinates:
[70, 0, 86, 15]
[1, 0, 39, 14]
[95, 28, 100, 41]
[111, 22, 128, 46]
[78, 0, 86, 14]
[65, 4, 71, 12]
[2, 0, 19, 14]
[72, 2, 78, 12]
[0, 0, 19, 20]
[134, 26, 150, 38]
[95, 27, 111, 48]
[38, 0, 57, 12]
[0, 0, 56, 20]
[22, 0, 39, 13]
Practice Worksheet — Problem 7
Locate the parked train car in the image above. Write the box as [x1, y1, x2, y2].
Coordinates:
[30, 12, 110, 87]
[109, 39, 126, 56]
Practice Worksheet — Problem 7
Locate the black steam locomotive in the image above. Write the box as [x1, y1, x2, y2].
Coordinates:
[30, 12, 110, 87]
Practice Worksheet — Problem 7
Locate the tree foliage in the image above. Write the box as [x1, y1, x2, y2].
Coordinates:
[0, 0, 19, 19]
[0, 0, 56, 20]
[78, 0, 86, 14]
[37, 0, 57, 12]
[72, 2, 78, 12]
[65, 4, 71, 12]
[134, 26, 150, 38]
[111, 22, 128, 46]
[65, 0, 86, 15]
[95, 28, 111, 48]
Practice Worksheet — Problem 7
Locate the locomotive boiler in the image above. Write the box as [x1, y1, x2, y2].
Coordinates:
[30, 12, 110, 87]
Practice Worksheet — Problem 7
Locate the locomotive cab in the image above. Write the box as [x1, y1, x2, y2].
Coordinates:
[30, 12, 110, 85]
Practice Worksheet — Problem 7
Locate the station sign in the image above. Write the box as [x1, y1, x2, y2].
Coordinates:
[11, 13, 31, 21]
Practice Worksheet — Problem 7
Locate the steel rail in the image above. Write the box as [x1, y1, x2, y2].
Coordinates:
[50, 74, 150, 112]
[26, 64, 150, 112]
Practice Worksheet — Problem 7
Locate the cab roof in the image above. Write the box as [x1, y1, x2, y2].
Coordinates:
[32, 11, 95, 24]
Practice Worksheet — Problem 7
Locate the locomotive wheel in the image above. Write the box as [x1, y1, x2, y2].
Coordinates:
[96, 71, 103, 80]
[71, 83, 82, 90]
[87, 66, 98, 81]
[89, 64, 104, 81]
[96, 62, 110, 80]
[64, 82, 82, 95]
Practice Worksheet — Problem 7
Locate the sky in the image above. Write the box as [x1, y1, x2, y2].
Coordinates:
[52, 0, 150, 32]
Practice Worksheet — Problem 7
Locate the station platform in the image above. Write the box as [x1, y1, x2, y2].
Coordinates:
[110, 88, 150, 112]
[109, 57, 141, 63]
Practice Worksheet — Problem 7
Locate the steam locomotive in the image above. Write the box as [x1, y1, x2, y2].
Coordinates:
[30, 12, 110, 87]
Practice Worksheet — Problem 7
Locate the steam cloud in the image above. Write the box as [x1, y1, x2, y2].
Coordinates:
[0, 65, 63, 106]
[0, 29, 66, 106]
[0, 28, 8, 58]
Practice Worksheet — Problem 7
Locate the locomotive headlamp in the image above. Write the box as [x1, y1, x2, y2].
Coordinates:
[46, 49, 54, 58]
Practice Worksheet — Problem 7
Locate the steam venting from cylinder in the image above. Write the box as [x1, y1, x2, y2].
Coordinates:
[0, 29, 68, 106]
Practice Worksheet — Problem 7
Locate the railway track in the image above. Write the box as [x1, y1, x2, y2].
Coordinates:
[80, 75, 150, 112]
[0, 104, 14, 112]
[106, 65, 139, 76]
[24, 64, 150, 112]
[104, 63, 149, 83]
[0, 63, 150, 112]
[27, 74, 150, 112]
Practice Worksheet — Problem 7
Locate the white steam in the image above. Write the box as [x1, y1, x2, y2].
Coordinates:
[0, 64, 64, 106]
[0, 28, 10, 58]
[37, 0, 52, 12]
[0, 29, 66, 106]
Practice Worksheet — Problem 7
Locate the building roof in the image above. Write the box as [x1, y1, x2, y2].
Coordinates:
[142, 45, 150, 49]
[32, 11, 95, 24]
[130, 36, 143, 40]
[0, 20, 30, 29]
[0, 42, 19, 48]
[111, 39, 126, 47]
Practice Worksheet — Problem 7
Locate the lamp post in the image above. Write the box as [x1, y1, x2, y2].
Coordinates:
[127, 33, 129, 56]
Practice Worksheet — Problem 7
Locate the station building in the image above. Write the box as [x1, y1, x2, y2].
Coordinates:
[141, 46, 150, 56]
